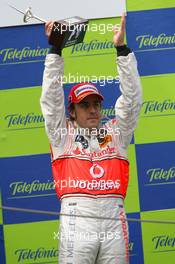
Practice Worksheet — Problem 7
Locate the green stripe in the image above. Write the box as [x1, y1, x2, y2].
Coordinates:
[145, 182, 175, 186]
[127, 0, 175, 11]
[7, 193, 56, 200]
[134, 73, 175, 144]
[0, 59, 45, 66]
[135, 47, 175, 53]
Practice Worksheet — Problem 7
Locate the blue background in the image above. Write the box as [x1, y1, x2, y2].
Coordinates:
[127, 8, 175, 76]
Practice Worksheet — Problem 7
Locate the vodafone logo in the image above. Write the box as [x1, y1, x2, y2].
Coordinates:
[90, 164, 105, 179]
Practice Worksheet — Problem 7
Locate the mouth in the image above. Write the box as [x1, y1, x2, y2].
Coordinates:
[88, 116, 98, 120]
[87, 117, 98, 120]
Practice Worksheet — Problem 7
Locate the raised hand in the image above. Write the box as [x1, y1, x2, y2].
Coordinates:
[45, 21, 54, 38]
[113, 14, 126, 47]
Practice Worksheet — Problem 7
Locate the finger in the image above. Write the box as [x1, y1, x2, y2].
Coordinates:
[45, 21, 53, 32]
[49, 22, 54, 31]
[120, 13, 126, 32]
[113, 24, 120, 33]
[45, 21, 52, 29]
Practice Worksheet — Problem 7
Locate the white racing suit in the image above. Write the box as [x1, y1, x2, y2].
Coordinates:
[40, 52, 142, 264]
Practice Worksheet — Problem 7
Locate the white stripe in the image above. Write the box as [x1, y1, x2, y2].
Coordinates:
[61, 193, 124, 199]
[74, 84, 98, 97]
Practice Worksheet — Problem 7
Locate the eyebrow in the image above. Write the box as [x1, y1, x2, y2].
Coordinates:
[80, 99, 100, 104]
[78, 101, 88, 105]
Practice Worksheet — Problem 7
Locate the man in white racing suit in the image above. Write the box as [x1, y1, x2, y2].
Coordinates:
[40, 15, 142, 264]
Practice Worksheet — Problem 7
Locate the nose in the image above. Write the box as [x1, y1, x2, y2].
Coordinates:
[89, 104, 97, 113]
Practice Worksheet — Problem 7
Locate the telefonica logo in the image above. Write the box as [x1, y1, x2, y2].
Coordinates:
[142, 100, 175, 116]
[4, 112, 45, 130]
[129, 242, 138, 258]
[146, 167, 175, 185]
[0, 46, 49, 63]
[9, 180, 55, 197]
[15, 247, 58, 262]
[71, 40, 114, 54]
[129, 242, 134, 254]
[87, 100, 175, 119]
[101, 106, 115, 118]
[4, 110, 116, 130]
[152, 235, 175, 252]
[136, 33, 175, 49]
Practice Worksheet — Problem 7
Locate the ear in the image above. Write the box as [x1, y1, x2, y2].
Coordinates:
[70, 109, 76, 119]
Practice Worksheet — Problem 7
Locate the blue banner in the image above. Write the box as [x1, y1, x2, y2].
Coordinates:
[127, 8, 175, 76]
[0, 24, 48, 90]
[0, 154, 60, 224]
[136, 141, 175, 211]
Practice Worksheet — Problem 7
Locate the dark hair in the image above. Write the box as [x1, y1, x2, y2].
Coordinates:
[69, 103, 75, 121]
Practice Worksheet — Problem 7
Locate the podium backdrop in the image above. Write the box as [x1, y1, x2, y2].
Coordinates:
[0, 1, 175, 263]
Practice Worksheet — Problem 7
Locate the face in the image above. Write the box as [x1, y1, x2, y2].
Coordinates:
[71, 94, 102, 129]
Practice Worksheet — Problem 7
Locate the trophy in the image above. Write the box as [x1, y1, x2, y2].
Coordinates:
[9, 5, 89, 49]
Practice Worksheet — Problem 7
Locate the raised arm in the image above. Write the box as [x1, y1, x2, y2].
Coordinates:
[113, 15, 142, 147]
[40, 22, 67, 147]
